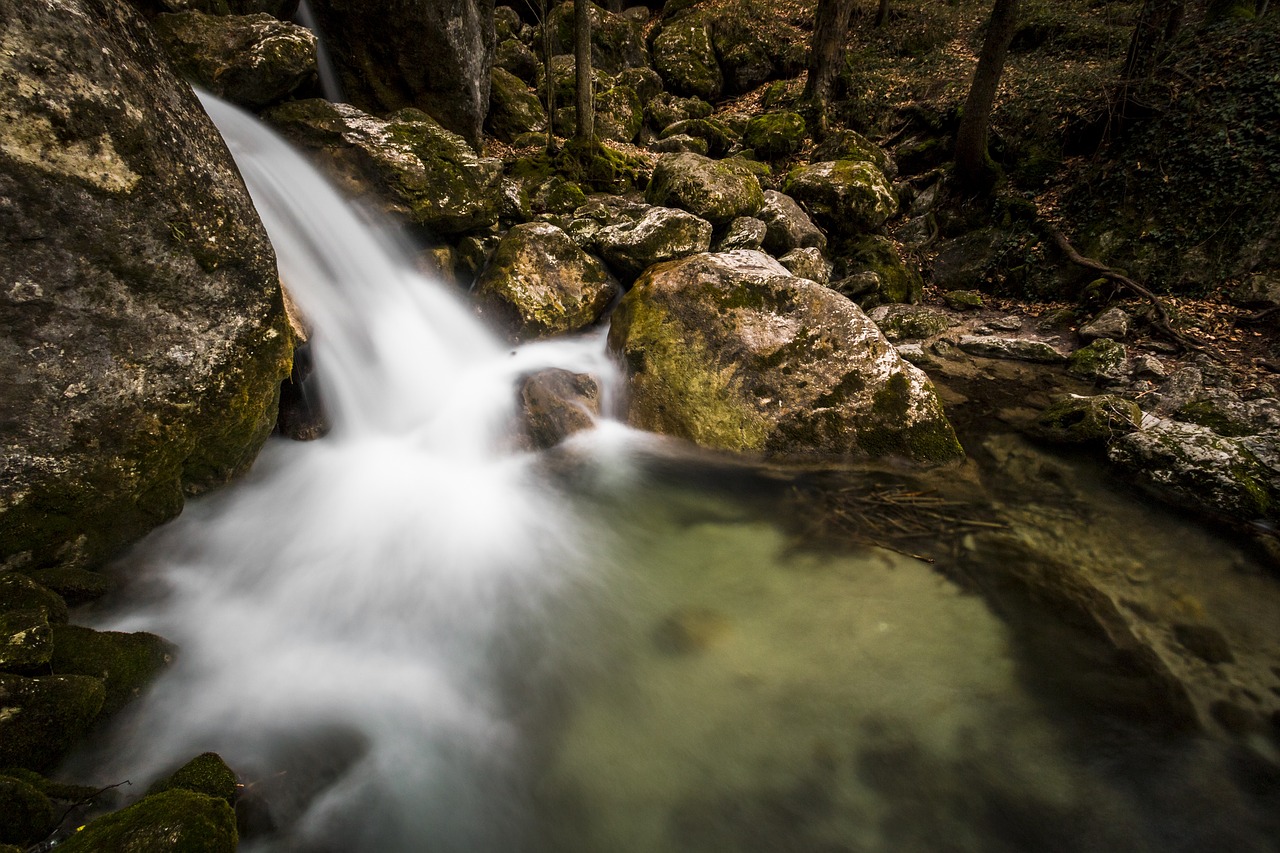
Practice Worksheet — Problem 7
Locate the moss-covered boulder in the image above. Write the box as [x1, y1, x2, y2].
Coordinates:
[474, 223, 620, 342]
[151, 10, 316, 108]
[716, 216, 768, 251]
[812, 129, 896, 179]
[658, 118, 738, 158]
[782, 161, 897, 237]
[866, 304, 956, 342]
[1035, 394, 1142, 444]
[0, 574, 68, 624]
[496, 37, 540, 84]
[0, 0, 292, 573]
[0, 774, 54, 848]
[595, 86, 644, 144]
[265, 99, 502, 235]
[597, 207, 713, 280]
[652, 14, 722, 101]
[549, 1, 649, 74]
[543, 53, 616, 106]
[0, 610, 52, 674]
[608, 250, 963, 461]
[840, 235, 922, 306]
[147, 753, 238, 804]
[57, 789, 237, 853]
[645, 93, 713, 131]
[706, 0, 806, 95]
[758, 190, 827, 255]
[488, 67, 547, 143]
[1068, 338, 1128, 383]
[646, 153, 764, 226]
[615, 67, 665, 104]
[743, 112, 806, 160]
[518, 369, 602, 450]
[0, 674, 104, 770]
[19, 569, 115, 606]
[49, 624, 175, 716]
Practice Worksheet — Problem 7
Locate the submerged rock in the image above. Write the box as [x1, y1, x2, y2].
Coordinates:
[608, 251, 963, 462]
[57, 788, 237, 853]
[0, 0, 292, 572]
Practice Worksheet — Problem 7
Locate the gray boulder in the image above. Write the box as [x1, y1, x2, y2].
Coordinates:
[645, 92, 713, 131]
[548, 1, 649, 74]
[758, 190, 826, 254]
[595, 86, 644, 144]
[867, 304, 956, 342]
[1079, 307, 1132, 342]
[781, 160, 897, 236]
[607, 250, 963, 462]
[646, 153, 764, 226]
[957, 336, 1069, 363]
[778, 247, 832, 285]
[488, 66, 547, 142]
[597, 207, 713, 280]
[715, 217, 767, 252]
[1, 0, 292, 572]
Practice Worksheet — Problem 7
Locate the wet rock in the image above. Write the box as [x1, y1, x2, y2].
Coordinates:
[781, 161, 897, 237]
[303, 0, 494, 148]
[265, 99, 502, 235]
[597, 207, 713, 280]
[0, 575, 68, 624]
[957, 336, 1068, 364]
[645, 93, 713, 131]
[743, 112, 805, 159]
[548, 1, 650, 74]
[608, 250, 963, 462]
[56, 788, 237, 853]
[943, 290, 984, 311]
[1173, 624, 1235, 665]
[652, 607, 731, 654]
[49, 624, 175, 716]
[473, 223, 620, 343]
[1034, 394, 1142, 444]
[778, 248, 832, 285]
[1, 0, 292, 572]
[148, 753, 239, 804]
[276, 340, 328, 441]
[652, 15, 722, 101]
[0, 611, 52, 674]
[488, 67, 547, 143]
[0, 775, 54, 848]
[151, 11, 316, 108]
[595, 86, 644, 144]
[867, 305, 955, 342]
[519, 369, 601, 449]
[811, 128, 896, 179]
[1069, 339, 1128, 383]
[758, 190, 827, 255]
[715, 217, 767, 252]
[0, 674, 105, 770]
[646, 153, 764, 227]
[1079, 307, 1132, 342]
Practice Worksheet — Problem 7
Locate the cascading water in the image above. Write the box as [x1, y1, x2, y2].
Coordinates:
[293, 0, 345, 104]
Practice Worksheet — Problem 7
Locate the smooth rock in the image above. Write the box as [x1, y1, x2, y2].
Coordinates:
[50, 624, 176, 716]
[57, 789, 237, 853]
[1079, 307, 1132, 342]
[957, 336, 1068, 364]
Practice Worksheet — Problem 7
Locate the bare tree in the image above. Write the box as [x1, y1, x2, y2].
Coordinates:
[574, 0, 594, 142]
[954, 0, 1020, 190]
[803, 0, 858, 134]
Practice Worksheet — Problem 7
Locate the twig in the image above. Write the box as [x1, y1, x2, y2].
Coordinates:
[28, 780, 132, 853]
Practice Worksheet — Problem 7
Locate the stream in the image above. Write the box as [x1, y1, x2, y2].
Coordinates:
[68, 94, 1280, 852]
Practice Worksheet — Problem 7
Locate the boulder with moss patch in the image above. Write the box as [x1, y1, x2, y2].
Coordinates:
[1069, 339, 1128, 383]
[0, 611, 52, 674]
[1035, 394, 1142, 444]
[743, 112, 805, 160]
[652, 14, 722, 101]
[487, 67, 547, 143]
[782, 160, 897, 236]
[0, 575, 68, 624]
[595, 86, 644, 144]
[608, 250, 963, 461]
[0, 775, 54, 848]
[549, 1, 649, 74]
[597, 207, 713, 280]
[645, 93, 713, 131]
[1, 0, 292, 573]
[778, 247, 832, 285]
[148, 753, 239, 804]
[840, 235, 922, 306]
[758, 190, 826, 254]
[50, 624, 175, 716]
[658, 118, 738, 158]
[646, 153, 764, 226]
[867, 304, 955, 342]
[0, 674, 105, 770]
[57, 788, 237, 853]
[812, 129, 896, 179]
[265, 99, 502, 235]
[474, 223, 620, 342]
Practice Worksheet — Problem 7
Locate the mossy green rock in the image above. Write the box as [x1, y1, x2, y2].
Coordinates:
[147, 753, 238, 804]
[645, 93, 713, 131]
[812, 129, 895, 178]
[265, 99, 502, 235]
[595, 86, 644, 144]
[608, 250, 963, 462]
[658, 118, 738, 158]
[487, 67, 547, 143]
[151, 10, 316, 108]
[57, 789, 237, 853]
[652, 15, 722, 101]
[1068, 339, 1128, 382]
[842, 235, 922, 306]
[0, 610, 52, 673]
[0, 575, 68, 624]
[1, 0, 292, 573]
[0, 774, 54, 847]
[597, 207, 713, 280]
[646, 153, 764, 226]
[474, 223, 621, 342]
[0, 674, 105, 770]
[743, 112, 806, 159]
[49, 624, 175, 716]
[782, 160, 897, 236]
[1036, 394, 1142, 444]
[866, 304, 955, 342]
[16, 569, 114, 606]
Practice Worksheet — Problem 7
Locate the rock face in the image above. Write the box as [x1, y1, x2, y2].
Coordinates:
[782, 160, 897, 236]
[608, 251, 963, 461]
[265, 99, 502, 236]
[306, 0, 495, 148]
[151, 10, 317, 108]
[646, 153, 764, 226]
[473, 223, 620, 342]
[0, 0, 292, 572]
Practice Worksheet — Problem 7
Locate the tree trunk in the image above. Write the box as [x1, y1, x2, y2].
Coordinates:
[802, 0, 858, 134]
[954, 0, 1020, 191]
[875, 0, 890, 28]
[1121, 0, 1185, 86]
[542, 0, 556, 151]
[574, 0, 594, 143]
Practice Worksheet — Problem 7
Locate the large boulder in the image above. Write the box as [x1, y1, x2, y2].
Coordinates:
[265, 99, 502, 236]
[548, 0, 649, 74]
[596, 206, 713, 280]
[151, 10, 317, 108]
[50, 624, 176, 716]
[305, 0, 495, 148]
[646, 153, 764, 226]
[652, 14, 722, 101]
[782, 160, 897, 236]
[0, 0, 292, 572]
[487, 66, 547, 142]
[473, 223, 620, 342]
[57, 789, 238, 853]
[607, 251, 963, 461]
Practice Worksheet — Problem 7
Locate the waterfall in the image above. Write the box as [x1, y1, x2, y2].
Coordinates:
[294, 0, 345, 104]
[83, 92, 623, 852]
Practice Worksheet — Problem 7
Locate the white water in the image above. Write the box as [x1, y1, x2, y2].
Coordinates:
[82, 93, 626, 851]
[294, 0, 345, 103]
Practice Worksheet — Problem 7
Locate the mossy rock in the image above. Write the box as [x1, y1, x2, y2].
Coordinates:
[1035, 394, 1142, 444]
[49, 624, 175, 716]
[1068, 339, 1127, 383]
[782, 161, 897, 237]
[652, 14, 722, 101]
[614, 67, 665, 104]
[812, 129, 895, 178]
[866, 304, 955, 342]
[552, 140, 648, 194]
[743, 112, 805, 160]
[57, 789, 237, 853]
[597, 206, 713, 279]
[543, 54, 616, 104]
[658, 118, 738, 158]
[547, 0, 650, 74]
[0, 610, 53, 674]
[496, 37, 540, 84]
[487, 67, 547, 143]
[0, 775, 54, 847]
[840, 235, 922, 307]
[147, 753, 238, 804]
[18, 569, 115, 606]
[943, 290, 984, 311]
[645, 93, 713, 131]
[0, 575, 68, 624]
[0, 674, 105, 771]
[595, 86, 644, 144]
[1173, 398, 1256, 438]
[646, 153, 764, 226]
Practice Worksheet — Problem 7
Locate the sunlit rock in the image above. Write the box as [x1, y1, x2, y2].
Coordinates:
[597, 206, 713, 280]
[652, 14, 722, 101]
[646, 153, 764, 227]
[782, 160, 897, 237]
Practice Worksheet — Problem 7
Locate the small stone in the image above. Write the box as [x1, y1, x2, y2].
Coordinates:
[956, 336, 1068, 364]
[984, 315, 1023, 332]
[942, 290, 983, 311]
[518, 369, 601, 450]
[1079, 307, 1131, 342]
[1172, 623, 1235, 664]
[1130, 354, 1168, 380]
[1069, 339, 1128, 383]
[650, 134, 709, 155]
